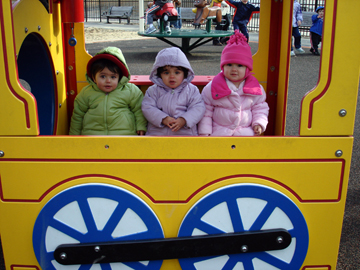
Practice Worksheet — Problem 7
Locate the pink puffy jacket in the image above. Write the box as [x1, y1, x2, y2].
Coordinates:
[198, 73, 269, 136]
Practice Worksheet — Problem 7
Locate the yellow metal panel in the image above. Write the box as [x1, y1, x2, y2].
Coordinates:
[13, 0, 68, 135]
[0, 0, 38, 135]
[300, 0, 360, 136]
[75, 22, 92, 95]
[0, 136, 353, 269]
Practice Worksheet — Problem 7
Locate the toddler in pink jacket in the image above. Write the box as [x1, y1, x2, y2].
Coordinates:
[198, 30, 269, 136]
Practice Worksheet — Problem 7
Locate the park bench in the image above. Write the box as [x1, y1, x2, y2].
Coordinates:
[105, 6, 134, 24]
[299, 11, 317, 30]
[180, 7, 217, 32]
[180, 7, 196, 22]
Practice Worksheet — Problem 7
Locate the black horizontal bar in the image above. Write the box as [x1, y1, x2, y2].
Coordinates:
[54, 229, 291, 265]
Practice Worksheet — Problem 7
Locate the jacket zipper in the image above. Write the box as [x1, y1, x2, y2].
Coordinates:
[104, 93, 108, 135]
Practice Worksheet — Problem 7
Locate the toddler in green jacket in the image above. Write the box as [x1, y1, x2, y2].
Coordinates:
[69, 47, 147, 135]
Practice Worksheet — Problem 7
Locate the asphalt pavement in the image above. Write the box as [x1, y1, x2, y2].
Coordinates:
[0, 22, 358, 270]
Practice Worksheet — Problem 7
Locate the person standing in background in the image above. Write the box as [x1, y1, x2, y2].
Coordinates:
[309, 6, 324, 56]
[291, 0, 305, 56]
[170, 0, 182, 29]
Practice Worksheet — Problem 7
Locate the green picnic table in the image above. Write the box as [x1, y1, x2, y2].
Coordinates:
[138, 28, 233, 53]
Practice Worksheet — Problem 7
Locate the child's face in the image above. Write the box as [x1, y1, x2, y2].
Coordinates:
[318, 9, 324, 18]
[223, 63, 247, 84]
[94, 67, 119, 93]
[160, 66, 184, 89]
[241, 0, 248, 4]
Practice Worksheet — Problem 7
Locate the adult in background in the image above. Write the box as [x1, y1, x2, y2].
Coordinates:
[291, 0, 305, 56]
[170, 0, 182, 29]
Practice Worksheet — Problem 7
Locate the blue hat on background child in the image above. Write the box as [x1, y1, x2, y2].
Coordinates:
[220, 30, 253, 71]
[316, 6, 324, 12]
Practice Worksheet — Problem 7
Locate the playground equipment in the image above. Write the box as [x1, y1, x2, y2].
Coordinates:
[152, 2, 179, 34]
[193, 0, 222, 28]
[0, 0, 360, 270]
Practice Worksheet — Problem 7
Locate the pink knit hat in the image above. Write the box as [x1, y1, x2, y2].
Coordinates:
[220, 30, 253, 71]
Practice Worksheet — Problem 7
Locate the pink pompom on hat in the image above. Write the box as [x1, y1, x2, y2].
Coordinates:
[220, 30, 253, 71]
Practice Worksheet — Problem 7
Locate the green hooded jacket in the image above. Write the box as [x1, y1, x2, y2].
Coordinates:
[69, 47, 147, 135]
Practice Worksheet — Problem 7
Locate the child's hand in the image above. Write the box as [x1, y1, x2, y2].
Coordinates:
[162, 116, 177, 127]
[169, 117, 186, 132]
[253, 125, 263, 135]
[162, 116, 186, 132]
[137, 130, 146, 135]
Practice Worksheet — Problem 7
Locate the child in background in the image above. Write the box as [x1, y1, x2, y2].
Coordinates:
[310, 6, 324, 56]
[145, 0, 173, 34]
[69, 47, 147, 135]
[142, 47, 205, 136]
[225, 0, 259, 42]
[170, 0, 182, 29]
[198, 30, 269, 136]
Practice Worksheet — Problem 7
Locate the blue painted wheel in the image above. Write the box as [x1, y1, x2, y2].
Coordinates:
[178, 184, 309, 270]
[33, 184, 164, 270]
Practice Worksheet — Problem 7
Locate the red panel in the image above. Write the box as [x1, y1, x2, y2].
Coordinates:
[60, 0, 84, 23]
[264, 1, 283, 135]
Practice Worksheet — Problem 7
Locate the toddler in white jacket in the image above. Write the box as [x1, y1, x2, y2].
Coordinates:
[198, 30, 269, 136]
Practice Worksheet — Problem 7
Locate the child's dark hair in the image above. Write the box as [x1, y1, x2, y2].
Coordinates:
[157, 65, 188, 78]
[90, 58, 122, 80]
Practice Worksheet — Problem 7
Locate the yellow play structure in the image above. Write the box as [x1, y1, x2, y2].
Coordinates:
[0, 0, 359, 269]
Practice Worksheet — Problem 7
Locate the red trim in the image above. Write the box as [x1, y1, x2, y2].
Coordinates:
[0, 3, 32, 129]
[302, 265, 331, 270]
[305, 1, 336, 129]
[49, 0, 52, 14]
[0, 159, 345, 204]
[283, 1, 294, 135]
[129, 75, 215, 86]
[11, 265, 40, 270]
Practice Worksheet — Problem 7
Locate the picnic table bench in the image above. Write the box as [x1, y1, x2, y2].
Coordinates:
[105, 6, 134, 24]
[138, 28, 233, 53]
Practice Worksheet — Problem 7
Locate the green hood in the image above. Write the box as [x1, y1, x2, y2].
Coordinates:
[86, 46, 131, 90]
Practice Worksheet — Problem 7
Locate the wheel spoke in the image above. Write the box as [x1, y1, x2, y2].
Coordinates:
[78, 198, 98, 233]
[194, 219, 227, 235]
[113, 230, 151, 241]
[79, 263, 92, 270]
[123, 260, 156, 269]
[242, 258, 255, 270]
[49, 218, 85, 241]
[249, 202, 276, 231]
[226, 199, 244, 232]
[102, 204, 127, 234]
